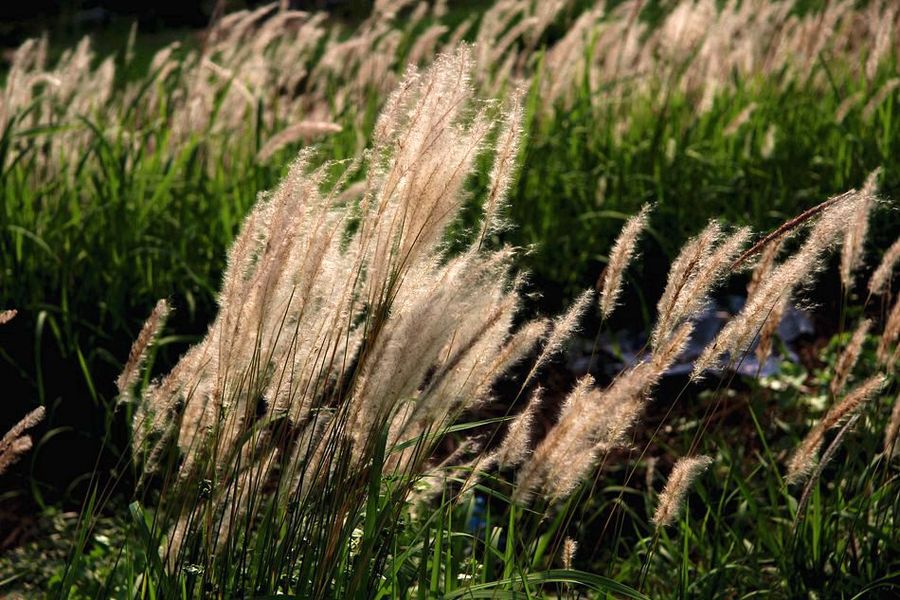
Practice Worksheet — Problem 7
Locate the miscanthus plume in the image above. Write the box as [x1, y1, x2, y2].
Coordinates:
[124, 48, 559, 560]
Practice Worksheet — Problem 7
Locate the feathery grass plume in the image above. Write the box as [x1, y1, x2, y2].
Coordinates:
[830, 319, 872, 395]
[748, 238, 783, 299]
[124, 48, 572, 571]
[693, 191, 864, 379]
[652, 221, 723, 346]
[256, 121, 342, 161]
[515, 322, 693, 503]
[885, 393, 900, 456]
[750, 238, 787, 366]
[869, 237, 900, 296]
[598, 204, 652, 320]
[652, 223, 751, 349]
[521, 288, 593, 389]
[562, 537, 577, 570]
[754, 298, 786, 369]
[494, 386, 543, 469]
[786, 374, 886, 485]
[840, 169, 879, 289]
[406, 24, 449, 67]
[0, 406, 45, 476]
[479, 86, 524, 243]
[652, 455, 713, 528]
[116, 299, 171, 398]
[876, 294, 900, 366]
[0, 309, 16, 325]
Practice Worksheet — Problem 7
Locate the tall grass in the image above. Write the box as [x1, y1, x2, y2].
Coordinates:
[0, 0, 898, 597]
[30, 46, 893, 598]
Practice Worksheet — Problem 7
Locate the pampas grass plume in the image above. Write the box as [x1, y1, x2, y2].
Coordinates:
[885, 393, 900, 456]
[598, 204, 651, 320]
[0, 406, 45, 475]
[830, 319, 871, 396]
[787, 374, 886, 485]
[494, 387, 543, 468]
[876, 295, 900, 367]
[652, 455, 713, 528]
[116, 299, 171, 397]
[868, 237, 900, 296]
[839, 169, 879, 289]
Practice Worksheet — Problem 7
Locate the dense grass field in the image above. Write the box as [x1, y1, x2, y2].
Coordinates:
[1, 1, 899, 597]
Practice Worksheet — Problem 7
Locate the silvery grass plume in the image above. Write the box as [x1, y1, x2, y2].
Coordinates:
[876, 294, 900, 368]
[786, 374, 886, 485]
[125, 47, 557, 562]
[493, 386, 543, 469]
[116, 299, 171, 402]
[651, 221, 751, 349]
[652, 455, 713, 528]
[519, 288, 593, 391]
[598, 204, 652, 320]
[749, 238, 786, 366]
[692, 191, 867, 379]
[0, 406, 45, 476]
[839, 169, 880, 289]
[514, 321, 694, 503]
[830, 319, 872, 396]
[868, 237, 900, 296]
[562, 537, 577, 570]
[885, 393, 900, 456]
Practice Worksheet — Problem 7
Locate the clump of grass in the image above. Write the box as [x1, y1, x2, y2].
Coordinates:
[1, 2, 899, 597]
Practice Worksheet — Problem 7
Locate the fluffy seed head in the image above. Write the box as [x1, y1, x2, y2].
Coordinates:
[0, 406, 46, 476]
[885, 393, 900, 456]
[868, 237, 900, 296]
[116, 299, 171, 397]
[787, 374, 886, 485]
[839, 169, 879, 289]
[830, 319, 871, 396]
[652, 455, 713, 528]
[598, 204, 652, 320]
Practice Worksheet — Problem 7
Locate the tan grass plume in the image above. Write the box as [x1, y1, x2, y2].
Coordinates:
[0, 406, 45, 476]
[598, 204, 652, 320]
[652, 455, 713, 528]
[830, 318, 872, 396]
[786, 374, 885, 485]
[869, 237, 900, 296]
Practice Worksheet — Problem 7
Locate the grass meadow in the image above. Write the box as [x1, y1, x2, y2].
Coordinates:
[1, 0, 899, 597]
